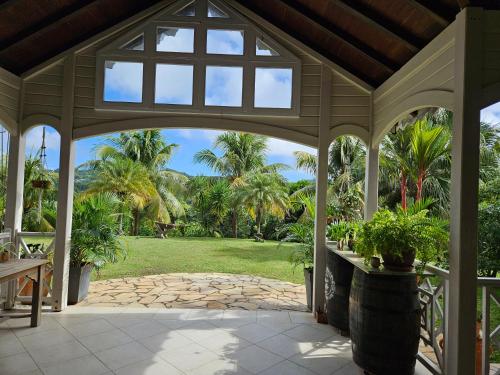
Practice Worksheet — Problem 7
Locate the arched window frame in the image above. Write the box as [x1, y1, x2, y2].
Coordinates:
[95, 0, 301, 116]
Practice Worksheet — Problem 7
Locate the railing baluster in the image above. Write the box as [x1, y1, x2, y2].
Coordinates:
[482, 286, 490, 375]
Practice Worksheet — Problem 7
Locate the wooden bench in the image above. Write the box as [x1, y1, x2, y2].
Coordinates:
[0, 259, 48, 327]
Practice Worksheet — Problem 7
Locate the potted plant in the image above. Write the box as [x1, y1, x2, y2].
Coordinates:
[0, 241, 13, 262]
[279, 222, 314, 310]
[356, 207, 448, 272]
[327, 221, 349, 249]
[68, 193, 126, 304]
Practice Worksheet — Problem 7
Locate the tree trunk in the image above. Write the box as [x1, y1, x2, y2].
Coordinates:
[131, 208, 141, 236]
[256, 207, 262, 235]
[231, 210, 238, 238]
[416, 171, 425, 202]
[400, 173, 408, 210]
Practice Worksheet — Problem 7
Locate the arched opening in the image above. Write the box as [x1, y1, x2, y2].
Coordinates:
[367, 104, 500, 372]
[0, 122, 9, 231]
[22, 125, 60, 232]
[69, 127, 318, 311]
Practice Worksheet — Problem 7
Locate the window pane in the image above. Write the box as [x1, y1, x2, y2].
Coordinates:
[155, 64, 193, 105]
[121, 34, 144, 51]
[256, 38, 279, 56]
[207, 29, 243, 55]
[254, 68, 292, 108]
[176, 1, 195, 16]
[205, 66, 243, 107]
[157, 27, 194, 53]
[104, 61, 143, 103]
[208, 1, 228, 18]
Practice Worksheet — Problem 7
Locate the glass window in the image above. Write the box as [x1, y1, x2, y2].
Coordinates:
[156, 27, 194, 53]
[176, 1, 195, 16]
[254, 68, 292, 108]
[155, 64, 194, 105]
[104, 61, 143, 103]
[121, 34, 144, 51]
[208, 1, 228, 18]
[205, 66, 243, 107]
[256, 38, 279, 56]
[206, 29, 244, 55]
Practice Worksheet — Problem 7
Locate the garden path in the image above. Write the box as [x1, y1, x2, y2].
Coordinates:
[82, 273, 308, 311]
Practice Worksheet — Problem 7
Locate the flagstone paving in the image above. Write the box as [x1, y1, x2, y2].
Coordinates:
[82, 273, 309, 311]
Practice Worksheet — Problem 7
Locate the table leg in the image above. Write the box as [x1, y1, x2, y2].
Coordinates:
[31, 265, 44, 327]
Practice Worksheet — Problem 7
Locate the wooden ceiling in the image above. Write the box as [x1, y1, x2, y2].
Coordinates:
[0, 0, 497, 87]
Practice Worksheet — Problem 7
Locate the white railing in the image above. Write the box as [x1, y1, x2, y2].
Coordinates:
[10, 231, 56, 307]
[0, 230, 12, 307]
[418, 264, 500, 375]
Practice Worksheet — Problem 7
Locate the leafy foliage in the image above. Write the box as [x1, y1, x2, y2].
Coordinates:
[478, 203, 500, 277]
[356, 205, 448, 269]
[70, 193, 126, 271]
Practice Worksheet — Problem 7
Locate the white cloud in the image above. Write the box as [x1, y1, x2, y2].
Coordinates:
[255, 68, 292, 108]
[205, 66, 243, 106]
[104, 61, 143, 102]
[155, 64, 193, 105]
[481, 102, 500, 124]
[267, 137, 316, 158]
[157, 27, 194, 53]
[207, 30, 244, 55]
[25, 126, 60, 152]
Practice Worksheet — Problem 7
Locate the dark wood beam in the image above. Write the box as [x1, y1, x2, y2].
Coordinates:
[278, 0, 398, 74]
[456, 0, 471, 8]
[333, 0, 424, 53]
[240, 1, 380, 86]
[0, 0, 98, 52]
[406, 0, 455, 27]
[0, 0, 18, 11]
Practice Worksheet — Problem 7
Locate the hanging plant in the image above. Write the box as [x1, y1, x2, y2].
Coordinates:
[31, 178, 51, 189]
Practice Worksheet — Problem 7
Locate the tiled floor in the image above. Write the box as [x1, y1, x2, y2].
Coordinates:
[0, 307, 433, 375]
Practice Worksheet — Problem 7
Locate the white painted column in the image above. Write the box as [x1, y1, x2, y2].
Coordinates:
[52, 56, 76, 311]
[446, 7, 482, 374]
[4, 132, 26, 235]
[3, 131, 26, 309]
[312, 66, 332, 317]
[363, 143, 379, 220]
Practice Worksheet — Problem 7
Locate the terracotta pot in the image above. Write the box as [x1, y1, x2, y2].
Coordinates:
[382, 250, 416, 272]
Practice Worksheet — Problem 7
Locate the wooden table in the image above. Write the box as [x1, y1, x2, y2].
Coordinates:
[0, 259, 48, 327]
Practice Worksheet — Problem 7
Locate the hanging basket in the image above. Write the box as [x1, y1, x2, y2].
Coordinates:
[32, 179, 51, 189]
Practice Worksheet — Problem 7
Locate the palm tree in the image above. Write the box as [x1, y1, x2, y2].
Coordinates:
[92, 130, 186, 234]
[187, 176, 231, 236]
[294, 136, 365, 191]
[380, 125, 414, 210]
[237, 172, 289, 236]
[194, 132, 286, 237]
[86, 158, 157, 235]
[410, 119, 451, 202]
[294, 136, 365, 217]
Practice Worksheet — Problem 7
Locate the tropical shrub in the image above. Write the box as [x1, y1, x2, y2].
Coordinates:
[70, 193, 126, 272]
[356, 207, 448, 269]
[478, 203, 500, 277]
[279, 222, 314, 270]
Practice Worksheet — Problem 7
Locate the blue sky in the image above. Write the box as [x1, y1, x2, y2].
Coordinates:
[22, 127, 316, 182]
[19, 101, 500, 183]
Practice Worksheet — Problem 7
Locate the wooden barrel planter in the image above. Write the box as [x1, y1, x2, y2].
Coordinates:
[349, 268, 420, 375]
[326, 249, 354, 334]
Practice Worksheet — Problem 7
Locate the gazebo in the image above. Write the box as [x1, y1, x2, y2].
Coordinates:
[0, 0, 498, 373]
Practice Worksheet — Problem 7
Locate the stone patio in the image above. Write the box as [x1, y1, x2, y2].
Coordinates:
[82, 273, 308, 311]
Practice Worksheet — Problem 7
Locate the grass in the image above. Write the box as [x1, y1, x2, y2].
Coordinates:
[93, 236, 304, 284]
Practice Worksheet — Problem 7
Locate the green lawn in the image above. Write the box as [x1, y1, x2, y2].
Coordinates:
[93, 236, 304, 284]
